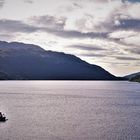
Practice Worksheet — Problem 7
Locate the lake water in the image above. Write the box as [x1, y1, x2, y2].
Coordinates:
[0, 81, 140, 140]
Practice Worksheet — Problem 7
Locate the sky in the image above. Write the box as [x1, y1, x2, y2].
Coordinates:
[0, 0, 140, 76]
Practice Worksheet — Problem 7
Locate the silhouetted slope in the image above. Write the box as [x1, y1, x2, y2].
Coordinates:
[125, 72, 140, 80]
[125, 72, 140, 83]
[130, 75, 140, 83]
[0, 41, 118, 80]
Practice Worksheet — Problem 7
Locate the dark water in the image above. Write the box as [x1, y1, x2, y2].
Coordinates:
[0, 81, 140, 140]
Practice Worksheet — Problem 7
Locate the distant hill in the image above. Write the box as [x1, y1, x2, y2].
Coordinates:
[130, 75, 140, 83]
[125, 72, 140, 83]
[0, 41, 119, 80]
[125, 72, 140, 80]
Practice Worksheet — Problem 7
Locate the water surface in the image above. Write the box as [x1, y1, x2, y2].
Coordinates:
[0, 81, 140, 140]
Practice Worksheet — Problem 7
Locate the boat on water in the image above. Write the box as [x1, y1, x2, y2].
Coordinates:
[0, 117, 7, 122]
[0, 112, 7, 122]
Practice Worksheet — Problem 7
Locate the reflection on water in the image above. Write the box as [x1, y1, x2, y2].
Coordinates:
[0, 81, 140, 140]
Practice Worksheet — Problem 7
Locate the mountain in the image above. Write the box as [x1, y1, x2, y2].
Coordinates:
[0, 41, 119, 80]
[0, 71, 11, 80]
[130, 75, 140, 83]
[125, 72, 140, 80]
[125, 72, 140, 83]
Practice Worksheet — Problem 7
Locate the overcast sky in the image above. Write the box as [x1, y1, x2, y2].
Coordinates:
[0, 0, 140, 76]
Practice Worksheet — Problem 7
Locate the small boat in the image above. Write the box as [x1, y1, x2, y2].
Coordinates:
[0, 116, 7, 122]
[0, 112, 8, 122]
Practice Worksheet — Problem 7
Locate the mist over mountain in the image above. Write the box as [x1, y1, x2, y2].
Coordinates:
[0, 41, 119, 80]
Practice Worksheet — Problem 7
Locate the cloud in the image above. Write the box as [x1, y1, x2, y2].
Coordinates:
[100, 61, 130, 67]
[115, 19, 140, 30]
[109, 30, 138, 39]
[30, 15, 66, 30]
[73, 3, 83, 9]
[29, 15, 109, 39]
[0, 18, 108, 41]
[80, 53, 106, 57]
[0, 19, 40, 33]
[116, 56, 140, 61]
[122, 0, 140, 3]
[125, 2, 140, 19]
[67, 44, 106, 51]
[47, 29, 108, 39]
[0, 0, 4, 8]
[121, 33, 140, 46]
[49, 0, 123, 33]
[125, 47, 140, 55]
[24, 0, 33, 4]
[59, 0, 140, 34]
[108, 30, 140, 47]
[1, 1, 139, 42]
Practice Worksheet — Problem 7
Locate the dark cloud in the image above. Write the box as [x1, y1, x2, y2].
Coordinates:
[125, 48, 140, 55]
[0, 16, 139, 47]
[0, 18, 108, 40]
[68, 44, 106, 51]
[24, 0, 33, 4]
[80, 53, 106, 57]
[122, 0, 140, 3]
[0, 19, 39, 33]
[130, 50, 140, 55]
[4, 14, 137, 42]
[0, 0, 4, 8]
[107, 18, 140, 47]
[46, 29, 108, 39]
[73, 0, 109, 3]
[116, 56, 140, 61]
[30, 15, 108, 39]
[30, 15, 66, 30]
[116, 19, 140, 31]
[73, 3, 83, 9]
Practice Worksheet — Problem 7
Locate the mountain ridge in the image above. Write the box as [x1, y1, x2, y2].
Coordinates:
[0, 41, 120, 80]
